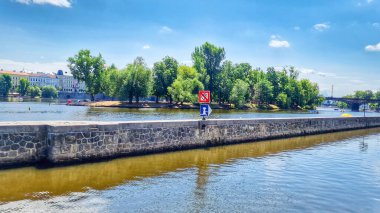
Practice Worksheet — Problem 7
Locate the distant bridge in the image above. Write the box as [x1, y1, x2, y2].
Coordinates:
[325, 97, 380, 111]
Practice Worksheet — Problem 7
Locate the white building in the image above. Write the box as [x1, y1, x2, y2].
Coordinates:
[28, 73, 60, 88]
[56, 70, 86, 93]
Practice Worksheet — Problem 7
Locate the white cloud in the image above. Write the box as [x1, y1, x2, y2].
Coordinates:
[313, 23, 330, 31]
[373, 22, 380, 28]
[159, 26, 173, 33]
[269, 35, 290, 48]
[365, 42, 380, 51]
[0, 58, 67, 73]
[316, 72, 336, 78]
[293, 26, 301, 31]
[14, 0, 71, 8]
[142, 44, 151, 49]
[299, 67, 338, 78]
[299, 68, 316, 75]
[358, 0, 374, 6]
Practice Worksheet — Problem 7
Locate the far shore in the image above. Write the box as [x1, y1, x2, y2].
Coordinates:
[78, 101, 295, 111]
[86, 101, 234, 110]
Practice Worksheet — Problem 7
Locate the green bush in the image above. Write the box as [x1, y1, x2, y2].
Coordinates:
[41, 86, 58, 98]
[28, 86, 41, 98]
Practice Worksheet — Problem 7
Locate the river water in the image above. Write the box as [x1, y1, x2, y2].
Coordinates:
[1, 101, 380, 212]
[0, 100, 377, 121]
[0, 128, 380, 212]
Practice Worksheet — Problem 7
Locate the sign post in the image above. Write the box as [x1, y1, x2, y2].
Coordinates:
[198, 90, 211, 120]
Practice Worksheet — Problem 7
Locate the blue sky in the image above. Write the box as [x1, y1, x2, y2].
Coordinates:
[0, 0, 379, 96]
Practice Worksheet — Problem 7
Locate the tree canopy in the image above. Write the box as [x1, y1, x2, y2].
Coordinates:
[0, 74, 12, 97]
[18, 78, 30, 96]
[192, 42, 225, 101]
[67, 49, 106, 100]
[65, 42, 323, 110]
[152, 56, 179, 103]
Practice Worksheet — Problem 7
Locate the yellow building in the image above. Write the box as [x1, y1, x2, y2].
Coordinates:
[0, 70, 30, 92]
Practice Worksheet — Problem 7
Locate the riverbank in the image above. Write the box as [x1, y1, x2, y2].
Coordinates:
[85, 100, 282, 110]
[1, 117, 380, 168]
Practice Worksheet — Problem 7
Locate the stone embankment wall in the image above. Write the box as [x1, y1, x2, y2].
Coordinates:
[1, 117, 380, 167]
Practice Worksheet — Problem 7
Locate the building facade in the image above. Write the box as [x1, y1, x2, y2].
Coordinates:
[0, 70, 29, 92]
[0, 70, 86, 94]
[56, 71, 86, 93]
[29, 73, 60, 88]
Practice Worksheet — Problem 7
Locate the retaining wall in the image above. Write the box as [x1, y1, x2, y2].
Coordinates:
[1, 117, 380, 167]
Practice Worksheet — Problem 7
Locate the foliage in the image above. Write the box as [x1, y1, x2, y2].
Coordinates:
[354, 90, 374, 100]
[230, 79, 249, 108]
[168, 65, 204, 104]
[41, 86, 58, 98]
[18, 78, 30, 96]
[276, 92, 289, 109]
[337, 101, 348, 109]
[375, 91, 380, 100]
[254, 79, 273, 107]
[68, 43, 323, 110]
[192, 42, 225, 101]
[119, 57, 152, 103]
[152, 56, 179, 103]
[343, 90, 380, 110]
[67, 49, 106, 100]
[100, 64, 120, 98]
[0, 74, 12, 97]
[28, 86, 41, 98]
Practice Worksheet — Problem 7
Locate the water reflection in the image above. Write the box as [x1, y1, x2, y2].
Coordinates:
[1, 127, 379, 203]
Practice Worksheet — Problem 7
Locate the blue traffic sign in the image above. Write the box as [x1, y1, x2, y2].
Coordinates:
[200, 104, 212, 117]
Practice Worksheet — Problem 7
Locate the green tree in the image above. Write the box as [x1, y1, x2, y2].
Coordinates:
[375, 91, 380, 100]
[232, 63, 251, 81]
[288, 66, 299, 80]
[276, 92, 289, 109]
[254, 80, 273, 107]
[18, 78, 30, 96]
[230, 79, 249, 108]
[266, 67, 280, 102]
[285, 78, 304, 108]
[246, 68, 265, 100]
[41, 86, 58, 98]
[217, 60, 235, 103]
[0, 74, 12, 97]
[152, 56, 179, 103]
[119, 57, 152, 103]
[168, 65, 204, 104]
[337, 101, 348, 109]
[192, 42, 225, 101]
[299, 79, 321, 109]
[67, 49, 106, 101]
[101, 65, 120, 99]
[28, 86, 41, 98]
[354, 90, 374, 100]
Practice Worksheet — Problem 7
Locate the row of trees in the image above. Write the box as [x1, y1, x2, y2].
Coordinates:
[67, 42, 323, 109]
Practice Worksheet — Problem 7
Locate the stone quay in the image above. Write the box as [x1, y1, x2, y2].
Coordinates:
[1, 117, 380, 168]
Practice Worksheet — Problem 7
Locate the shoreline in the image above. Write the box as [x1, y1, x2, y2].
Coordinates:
[81, 101, 294, 111]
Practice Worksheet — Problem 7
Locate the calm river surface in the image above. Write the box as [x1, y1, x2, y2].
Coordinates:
[0, 100, 378, 121]
[1, 100, 380, 212]
[0, 128, 380, 212]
